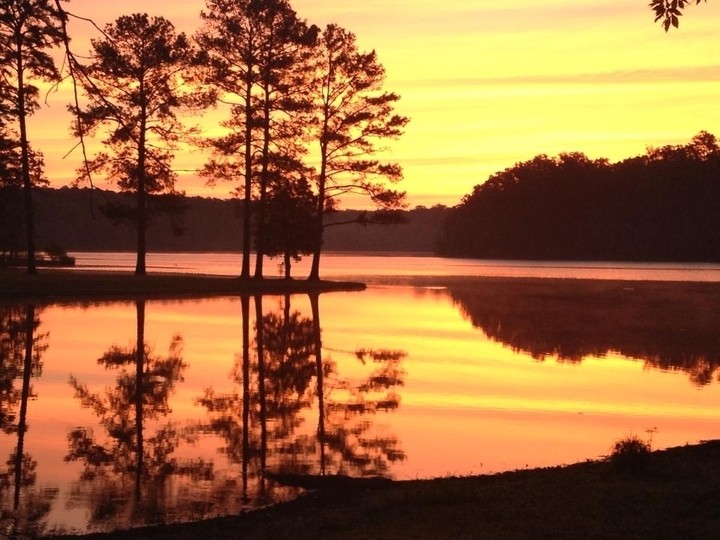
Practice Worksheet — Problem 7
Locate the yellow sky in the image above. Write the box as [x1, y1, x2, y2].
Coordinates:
[27, 0, 720, 208]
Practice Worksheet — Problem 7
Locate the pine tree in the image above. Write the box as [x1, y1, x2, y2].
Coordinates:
[74, 14, 194, 275]
[307, 24, 408, 280]
[196, 0, 316, 279]
[0, 0, 63, 273]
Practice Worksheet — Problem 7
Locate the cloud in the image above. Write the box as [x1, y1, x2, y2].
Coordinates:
[398, 64, 720, 89]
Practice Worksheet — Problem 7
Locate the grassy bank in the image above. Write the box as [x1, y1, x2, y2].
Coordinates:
[53, 440, 720, 540]
[0, 269, 365, 303]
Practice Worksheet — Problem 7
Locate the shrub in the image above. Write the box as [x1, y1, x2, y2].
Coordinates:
[608, 435, 652, 475]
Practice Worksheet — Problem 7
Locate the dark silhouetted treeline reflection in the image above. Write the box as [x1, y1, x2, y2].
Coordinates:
[448, 279, 720, 385]
[0, 305, 56, 538]
[439, 132, 720, 261]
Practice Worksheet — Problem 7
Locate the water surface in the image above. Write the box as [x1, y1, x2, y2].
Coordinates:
[3, 254, 720, 535]
[68, 251, 720, 282]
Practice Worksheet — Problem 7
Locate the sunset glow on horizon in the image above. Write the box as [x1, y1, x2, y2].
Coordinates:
[27, 0, 720, 208]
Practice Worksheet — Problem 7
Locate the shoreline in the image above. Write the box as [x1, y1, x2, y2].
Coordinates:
[0, 269, 366, 303]
[5, 268, 720, 303]
[49, 439, 720, 539]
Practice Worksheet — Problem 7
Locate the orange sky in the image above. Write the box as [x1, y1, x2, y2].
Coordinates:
[26, 0, 720, 208]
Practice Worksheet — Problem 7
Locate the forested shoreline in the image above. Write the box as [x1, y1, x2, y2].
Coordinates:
[2, 1, 718, 274]
[437, 132, 720, 262]
[5, 131, 720, 262]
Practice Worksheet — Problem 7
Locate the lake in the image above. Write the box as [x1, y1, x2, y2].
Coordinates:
[3, 253, 720, 535]
[66, 251, 720, 281]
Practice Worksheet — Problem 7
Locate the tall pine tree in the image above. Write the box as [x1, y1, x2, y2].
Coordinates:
[74, 14, 194, 275]
[196, 0, 316, 279]
[0, 0, 62, 273]
[307, 24, 408, 280]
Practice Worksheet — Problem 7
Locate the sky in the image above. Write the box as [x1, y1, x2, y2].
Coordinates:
[27, 0, 720, 209]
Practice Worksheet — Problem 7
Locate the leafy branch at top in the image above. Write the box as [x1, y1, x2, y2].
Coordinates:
[650, 0, 707, 30]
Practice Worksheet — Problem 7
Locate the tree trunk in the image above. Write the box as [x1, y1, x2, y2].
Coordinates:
[135, 190, 147, 276]
[253, 78, 273, 280]
[309, 123, 329, 281]
[241, 72, 253, 280]
[308, 174, 326, 281]
[135, 89, 148, 276]
[284, 252, 291, 279]
[255, 295, 267, 471]
[308, 220, 323, 281]
[17, 51, 36, 275]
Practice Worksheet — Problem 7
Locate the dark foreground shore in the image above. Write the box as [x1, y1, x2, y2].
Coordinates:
[0, 269, 365, 302]
[51, 440, 720, 540]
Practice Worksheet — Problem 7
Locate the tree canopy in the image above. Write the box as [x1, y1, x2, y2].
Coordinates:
[438, 132, 720, 261]
[0, 0, 63, 272]
[74, 13, 194, 275]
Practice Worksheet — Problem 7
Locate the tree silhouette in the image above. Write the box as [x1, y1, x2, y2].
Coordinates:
[261, 295, 316, 440]
[196, 0, 317, 279]
[0, 305, 46, 436]
[438, 133, 720, 262]
[0, 307, 26, 434]
[198, 293, 405, 492]
[196, 295, 315, 505]
[651, 0, 707, 30]
[0, 122, 21, 260]
[248, 3, 316, 280]
[193, 296, 263, 505]
[74, 14, 194, 275]
[0, 0, 63, 273]
[0, 128, 48, 263]
[307, 24, 408, 280]
[309, 293, 406, 476]
[263, 177, 317, 279]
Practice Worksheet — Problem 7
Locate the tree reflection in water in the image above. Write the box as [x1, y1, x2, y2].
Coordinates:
[447, 280, 720, 386]
[197, 293, 406, 505]
[0, 304, 57, 538]
[64, 300, 211, 529]
[195, 295, 314, 508]
[311, 292, 406, 476]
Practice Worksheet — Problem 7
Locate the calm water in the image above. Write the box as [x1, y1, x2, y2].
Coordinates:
[67, 251, 720, 281]
[3, 254, 720, 536]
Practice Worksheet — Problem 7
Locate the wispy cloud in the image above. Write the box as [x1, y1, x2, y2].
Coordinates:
[398, 64, 720, 89]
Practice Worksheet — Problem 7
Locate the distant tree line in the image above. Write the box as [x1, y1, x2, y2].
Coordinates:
[14, 187, 446, 256]
[0, 0, 407, 278]
[438, 132, 720, 262]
